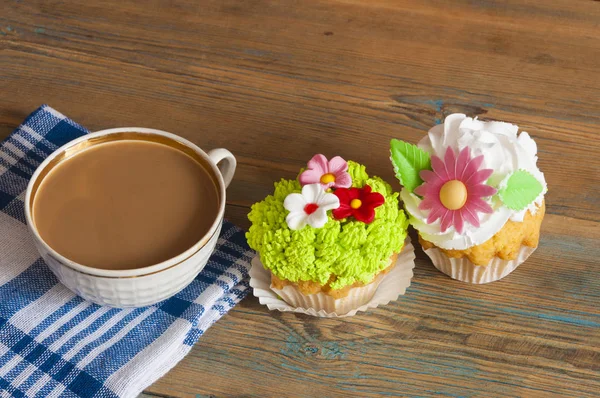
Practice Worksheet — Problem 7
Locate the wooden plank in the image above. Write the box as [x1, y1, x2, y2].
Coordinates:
[2, 0, 600, 222]
[144, 214, 600, 397]
[1, 0, 598, 396]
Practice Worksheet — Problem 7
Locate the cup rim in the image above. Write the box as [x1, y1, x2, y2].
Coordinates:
[24, 127, 227, 278]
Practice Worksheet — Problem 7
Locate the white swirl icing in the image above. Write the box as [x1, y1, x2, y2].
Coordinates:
[404, 113, 547, 250]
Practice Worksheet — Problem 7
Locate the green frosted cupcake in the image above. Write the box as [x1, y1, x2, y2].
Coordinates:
[247, 154, 413, 315]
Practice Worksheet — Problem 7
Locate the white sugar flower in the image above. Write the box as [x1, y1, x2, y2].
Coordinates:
[283, 183, 340, 230]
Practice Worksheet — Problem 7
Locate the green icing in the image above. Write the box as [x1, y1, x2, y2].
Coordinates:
[246, 161, 409, 290]
[346, 160, 369, 186]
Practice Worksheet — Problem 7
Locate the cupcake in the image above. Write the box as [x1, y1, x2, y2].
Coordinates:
[247, 154, 412, 315]
[390, 114, 547, 284]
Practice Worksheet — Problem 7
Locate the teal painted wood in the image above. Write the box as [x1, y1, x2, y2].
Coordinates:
[146, 217, 598, 397]
[1, 0, 599, 396]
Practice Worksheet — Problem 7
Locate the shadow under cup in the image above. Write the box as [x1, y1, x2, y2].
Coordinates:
[24, 129, 235, 307]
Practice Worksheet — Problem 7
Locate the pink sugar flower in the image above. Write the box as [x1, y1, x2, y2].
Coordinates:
[299, 154, 352, 190]
[414, 147, 497, 234]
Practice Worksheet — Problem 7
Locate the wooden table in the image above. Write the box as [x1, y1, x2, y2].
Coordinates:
[2, 1, 599, 397]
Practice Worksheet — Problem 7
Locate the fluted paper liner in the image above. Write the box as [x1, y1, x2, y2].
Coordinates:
[249, 239, 416, 317]
[424, 245, 536, 284]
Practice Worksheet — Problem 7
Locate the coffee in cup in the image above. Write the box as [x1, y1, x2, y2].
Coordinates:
[31, 134, 220, 270]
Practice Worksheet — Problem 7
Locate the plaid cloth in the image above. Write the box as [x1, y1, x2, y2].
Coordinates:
[0, 105, 253, 397]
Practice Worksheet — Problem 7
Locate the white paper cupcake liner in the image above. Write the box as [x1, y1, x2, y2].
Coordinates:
[424, 245, 536, 284]
[249, 239, 416, 317]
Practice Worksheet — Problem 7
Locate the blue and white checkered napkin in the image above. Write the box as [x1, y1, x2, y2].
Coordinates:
[0, 105, 253, 398]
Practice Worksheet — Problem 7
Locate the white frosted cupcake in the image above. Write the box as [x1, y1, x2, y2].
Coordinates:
[390, 114, 547, 283]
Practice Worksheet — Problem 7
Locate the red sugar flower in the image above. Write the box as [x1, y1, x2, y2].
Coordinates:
[332, 185, 385, 224]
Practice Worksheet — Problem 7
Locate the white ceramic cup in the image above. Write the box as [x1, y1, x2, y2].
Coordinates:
[25, 127, 236, 307]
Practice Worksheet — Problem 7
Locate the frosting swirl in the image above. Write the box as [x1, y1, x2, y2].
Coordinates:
[402, 114, 546, 250]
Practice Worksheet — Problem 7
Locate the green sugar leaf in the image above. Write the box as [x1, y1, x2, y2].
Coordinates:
[389, 139, 431, 193]
[498, 170, 543, 211]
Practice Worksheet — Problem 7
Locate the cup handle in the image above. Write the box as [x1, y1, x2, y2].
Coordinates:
[208, 148, 236, 188]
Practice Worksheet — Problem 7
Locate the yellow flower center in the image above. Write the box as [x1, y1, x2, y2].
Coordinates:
[350, 199, 362, 209]
[320, 173, 336, 184]
[439, 180, 468, 210]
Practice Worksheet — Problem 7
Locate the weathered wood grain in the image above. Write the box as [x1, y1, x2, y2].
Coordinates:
[144, 215, 600, 398]
[1, 0, 599, 397]
[2, 0, 600, 222]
